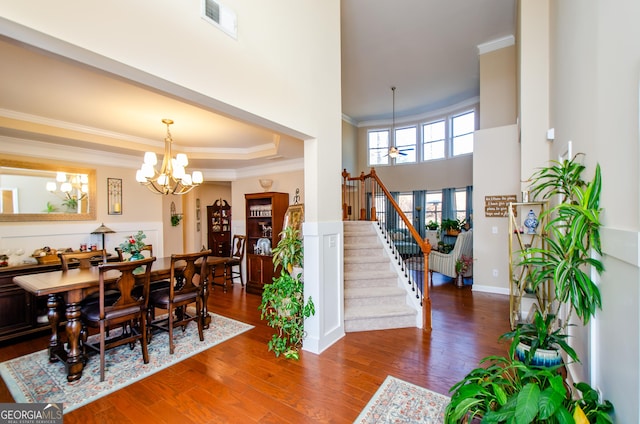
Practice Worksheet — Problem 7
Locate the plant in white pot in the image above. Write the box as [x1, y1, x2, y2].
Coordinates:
[259, 226, 315, 360]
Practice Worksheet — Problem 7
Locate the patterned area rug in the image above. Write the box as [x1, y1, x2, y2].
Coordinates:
[355, 375, 450, 423]
[0, 314, 252, 414]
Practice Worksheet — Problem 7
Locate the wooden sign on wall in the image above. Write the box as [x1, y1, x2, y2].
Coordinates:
[485, 195, 517, 217]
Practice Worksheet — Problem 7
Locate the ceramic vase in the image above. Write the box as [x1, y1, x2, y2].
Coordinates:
[523, 210, 539, 234]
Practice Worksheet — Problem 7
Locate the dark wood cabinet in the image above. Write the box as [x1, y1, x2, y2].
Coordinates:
[245, 191, 289, 294]
[0, 264, 62, 342]
[207, 199, 232, 257]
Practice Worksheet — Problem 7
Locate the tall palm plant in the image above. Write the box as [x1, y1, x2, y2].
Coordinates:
[521, 154, 603, 327]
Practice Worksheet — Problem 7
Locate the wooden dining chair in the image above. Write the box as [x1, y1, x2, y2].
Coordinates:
[148, 250, 211, 354]
[80, 256, 156, 381]
[59, 249, 119, 307]
[224, 235, 246, 287]
[59, 249, 107, 270]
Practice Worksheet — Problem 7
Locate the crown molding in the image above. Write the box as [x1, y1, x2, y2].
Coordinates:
[477, 35, 515, 55]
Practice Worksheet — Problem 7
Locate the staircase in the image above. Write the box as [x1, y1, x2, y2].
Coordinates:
[343, 221, 420, 332]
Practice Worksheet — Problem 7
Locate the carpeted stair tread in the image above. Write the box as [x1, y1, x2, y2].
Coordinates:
[345, 286, 405, 299]
[345, 304, 416, 319]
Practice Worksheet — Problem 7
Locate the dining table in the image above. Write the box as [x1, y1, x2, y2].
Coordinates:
[12, 255, 228, 382]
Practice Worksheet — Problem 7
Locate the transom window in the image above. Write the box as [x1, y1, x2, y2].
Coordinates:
[394, 126, 417, 164]
[368, 130, 390, 165]
[367, 106, 476, 166]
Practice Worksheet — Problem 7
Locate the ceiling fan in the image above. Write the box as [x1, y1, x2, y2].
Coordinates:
[386, 86, 414, 158]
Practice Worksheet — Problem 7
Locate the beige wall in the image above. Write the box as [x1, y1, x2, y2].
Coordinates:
[547, 1, 640, 420]
[479, 45, 517, 129]
[472, 125, 519, 292]
[342, 119, 359, 175]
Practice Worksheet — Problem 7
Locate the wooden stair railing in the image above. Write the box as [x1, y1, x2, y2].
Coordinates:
[342, 168, 432, 331]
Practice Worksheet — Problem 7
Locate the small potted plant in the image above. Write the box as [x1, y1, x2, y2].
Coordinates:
[118, 230, 147, 261]
[426, 220, 439, 231]
[454, 254, 473, 288]
[259, 226, 315, 360]
[441, 218, 463, 236]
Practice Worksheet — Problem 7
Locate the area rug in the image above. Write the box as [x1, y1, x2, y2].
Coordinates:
[0, 313, 253, 413]
[354, 375, 450, 424]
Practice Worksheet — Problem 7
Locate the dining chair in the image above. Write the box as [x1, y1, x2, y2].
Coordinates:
[148, 250, 211, 354]
[59, 249, 119, 307]
[80, 256, 156, 381]
[224, 235, 246, 287]
[59, 249, 107, 270]
[115, 244, 153, 261]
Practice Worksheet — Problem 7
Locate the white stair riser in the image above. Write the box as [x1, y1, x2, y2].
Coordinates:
[344, 314, 417, 332]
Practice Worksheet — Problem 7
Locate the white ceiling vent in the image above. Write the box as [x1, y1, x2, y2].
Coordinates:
[202, 0, 237, 39]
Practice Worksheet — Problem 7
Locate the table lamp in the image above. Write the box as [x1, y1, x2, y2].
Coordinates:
[91, 223, 115, 250]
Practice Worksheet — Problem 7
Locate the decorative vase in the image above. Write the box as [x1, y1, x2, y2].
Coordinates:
[455, 273, 464, 288]
[523, 210, 539, 234]
[129, 251, 144, 261]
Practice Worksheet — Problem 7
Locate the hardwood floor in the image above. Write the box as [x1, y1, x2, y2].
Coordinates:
[0, 274, 511, 423]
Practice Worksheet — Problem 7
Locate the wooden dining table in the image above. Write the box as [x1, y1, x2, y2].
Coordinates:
[12, 255, 228, 382]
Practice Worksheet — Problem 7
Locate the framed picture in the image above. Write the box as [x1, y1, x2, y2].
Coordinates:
[196, 208, 201, 221]
[283, 204, 304, 235]
[107, 178, 122, 215]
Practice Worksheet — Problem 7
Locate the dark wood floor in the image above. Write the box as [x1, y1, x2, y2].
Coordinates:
[0, 274, 511, 423]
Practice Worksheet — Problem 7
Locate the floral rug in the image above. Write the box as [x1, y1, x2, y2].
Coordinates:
[354, 375, 450, 423]
[0, 313, 253, 413]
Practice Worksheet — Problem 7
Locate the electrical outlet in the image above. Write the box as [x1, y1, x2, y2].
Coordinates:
[493, 269, 499, 277]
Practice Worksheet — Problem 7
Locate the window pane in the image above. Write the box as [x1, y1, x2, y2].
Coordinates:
[394, 126, 416, 163]
[454, 190, 467, 222]
[452, 111, 475, 156]
[368, 130, 390, 165]
[397, 193, 413, 223]
[423, 121, 445, 160]
[425, 192, 442, 226]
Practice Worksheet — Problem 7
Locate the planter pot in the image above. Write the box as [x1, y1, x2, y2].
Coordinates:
[516, 342, 562, 367]
[446, 229, 461, 236]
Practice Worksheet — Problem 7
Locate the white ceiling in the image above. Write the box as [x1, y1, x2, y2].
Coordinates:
[0, 1, 515, 178]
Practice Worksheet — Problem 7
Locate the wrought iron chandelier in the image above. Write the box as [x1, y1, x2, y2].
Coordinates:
[136, 119, 203, 195]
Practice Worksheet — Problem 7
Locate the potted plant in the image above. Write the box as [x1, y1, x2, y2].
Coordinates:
[501, 309, 578, 367]
[426, 220, 439, 231]
[454, 254, 473, 288]
[445, 336, 614, 423]
[521, 154, 603, 330]
[259, 226, 315, 360]
[441, 218, 463, 236]
[445, 155, 614, 423]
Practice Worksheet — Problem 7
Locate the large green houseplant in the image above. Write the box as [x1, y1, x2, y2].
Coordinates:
[259, 226, 315, 360]
[445, 155, 614, 423]
[445, 336, 613, 423]
[522, 154, 603, 328]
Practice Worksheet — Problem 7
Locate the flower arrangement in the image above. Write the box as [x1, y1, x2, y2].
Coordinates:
[119, 230, 147, 254]
[455, 255, 473, 275]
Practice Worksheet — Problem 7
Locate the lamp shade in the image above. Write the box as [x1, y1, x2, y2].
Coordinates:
[91, 223, 115, 235]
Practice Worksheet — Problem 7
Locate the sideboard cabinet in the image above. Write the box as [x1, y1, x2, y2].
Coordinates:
[0, 264, 62, 342]
[245, 191, 289, 294]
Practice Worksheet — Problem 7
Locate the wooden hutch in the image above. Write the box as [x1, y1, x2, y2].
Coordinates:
[207, 199, 232, 257]
[245, 192, 289, 294]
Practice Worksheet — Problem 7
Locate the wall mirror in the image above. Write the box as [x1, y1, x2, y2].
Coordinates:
[0, 155, 96, 221]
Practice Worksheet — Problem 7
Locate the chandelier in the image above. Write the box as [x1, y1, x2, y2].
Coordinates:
[135, 119, 203, 195]
[46, 172, 88, 210]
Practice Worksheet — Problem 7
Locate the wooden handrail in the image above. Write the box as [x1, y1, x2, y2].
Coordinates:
[342, 168, 432, 331]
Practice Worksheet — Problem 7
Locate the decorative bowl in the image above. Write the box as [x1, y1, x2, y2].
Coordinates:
[259, 179, 273, 191]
